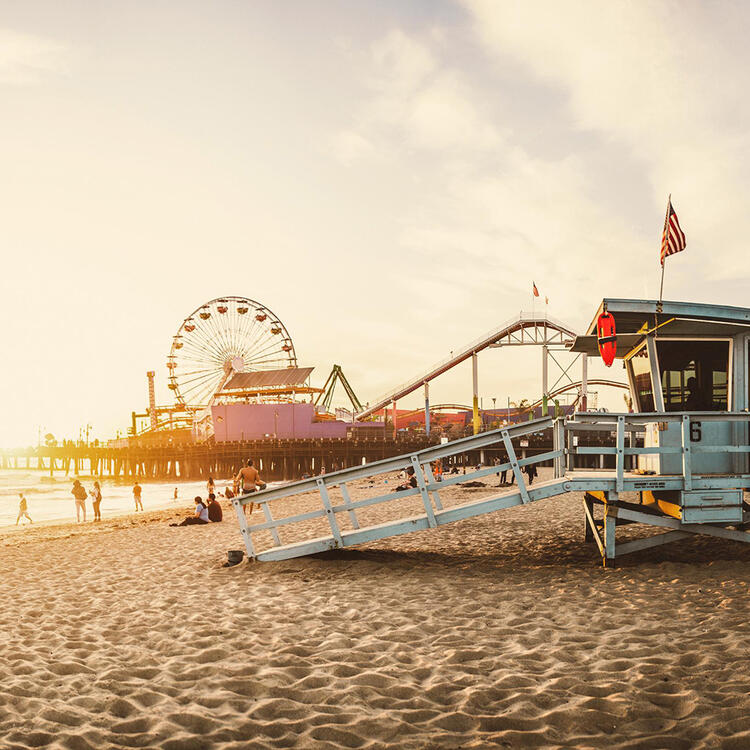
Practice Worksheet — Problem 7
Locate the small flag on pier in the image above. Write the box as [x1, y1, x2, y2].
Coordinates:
[533, 282, 539, 297]
[660, 199, 686, 266]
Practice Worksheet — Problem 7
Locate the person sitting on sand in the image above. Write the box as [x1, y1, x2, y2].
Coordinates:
[72, 480, 87, 522]
[133, 481, 144, 512]
[170, 496, 210, 526]
[395, 466, 417, 492]
[224, 485, 235, 500]
[16, 493, 32, 525]
[207, 493, 223, 523]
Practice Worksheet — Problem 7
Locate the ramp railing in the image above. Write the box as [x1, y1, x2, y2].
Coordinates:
[231, 416, 563, 561]
[566, 411, 750, 491]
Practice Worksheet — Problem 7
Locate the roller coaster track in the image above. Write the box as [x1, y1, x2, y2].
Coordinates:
[356, 313, 578, 420]
[395, 380, 629, 422]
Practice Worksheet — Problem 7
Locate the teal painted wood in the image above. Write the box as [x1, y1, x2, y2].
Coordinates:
[604, 502, 617, 562]
[615, 416, 625, 493]
[231, 498, 256, 559]
[582, 498, 605, 557]
[421, 461, 444, 511]
[616, 506, 750, 543]
[261, 500, 282, 546]
[329, 486, 421, 514]
[501, 430, 529, 503]
[339, 483, 360, 529]
[681, 415, 692, 491]
[316, 478, 343, 547]
[410, 455, 437, 528]
[234, 411, 750, 563]
[615, 530, 691, 556]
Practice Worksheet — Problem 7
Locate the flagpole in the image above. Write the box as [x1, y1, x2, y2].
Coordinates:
[658, 193, 671, 303]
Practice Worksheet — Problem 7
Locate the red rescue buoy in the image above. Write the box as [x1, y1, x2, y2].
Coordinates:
[597, 312, 616, 367]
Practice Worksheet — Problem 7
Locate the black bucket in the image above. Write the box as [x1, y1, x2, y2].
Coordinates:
[227, 550, 245, 566]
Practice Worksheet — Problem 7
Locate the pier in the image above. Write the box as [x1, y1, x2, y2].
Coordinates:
[0, 431, 617, 482]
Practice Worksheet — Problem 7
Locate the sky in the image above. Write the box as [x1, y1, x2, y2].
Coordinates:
[2, 0, 750, 448]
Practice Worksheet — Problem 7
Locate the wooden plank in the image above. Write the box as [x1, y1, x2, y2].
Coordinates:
[245, 507, 327, 533]
[435, 478, 568, 525]
[342, 514, 431, 546]
[582, 497, 604, 557]
[261, 501, 282, 547]
[410, 455, 437, 528]
[339, 483, 360, 529]
[501, 430, 529, 503]
[256, 535, 337, 562]
[316, 478, 343, 547]
[604, 503, 618, 564]
[682, 415, 692, 491]
[691, 445, 750, 453]
[422, 461, 443, 510]
[615, 416, 625, 492]
[616, 506, 750, 543]
[231, 498, 256, 560]
[330, 486, 421, 514]
[615, 530, 692, 556]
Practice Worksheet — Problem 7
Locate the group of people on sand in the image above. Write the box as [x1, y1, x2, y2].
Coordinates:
[70, 479, 143, 523]
[29, 459, 270, 529]
[71, 479, 104, 522]
[170, 458, 268, 527]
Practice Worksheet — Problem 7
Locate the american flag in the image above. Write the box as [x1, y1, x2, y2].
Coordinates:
[660, 199, 686, 266]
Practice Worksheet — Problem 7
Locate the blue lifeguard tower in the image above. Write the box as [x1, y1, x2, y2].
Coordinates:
[230, 298, 750, 567]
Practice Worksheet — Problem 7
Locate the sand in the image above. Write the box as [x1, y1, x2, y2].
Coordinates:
[2, 472, 750, 750]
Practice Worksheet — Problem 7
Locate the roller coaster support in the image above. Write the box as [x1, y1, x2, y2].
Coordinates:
[542, 345, 549, 416]
[424, 383, 430, 436]
[472, 353, 480, 435]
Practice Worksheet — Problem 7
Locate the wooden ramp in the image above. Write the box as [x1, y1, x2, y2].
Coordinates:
[231, 412, 750, 566]
[251, 476, 568, 562]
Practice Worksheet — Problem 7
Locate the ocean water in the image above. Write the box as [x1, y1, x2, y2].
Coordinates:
[0, 469, 257, 529]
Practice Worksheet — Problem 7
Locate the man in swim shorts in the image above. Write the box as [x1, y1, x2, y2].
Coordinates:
[234, 459, 267, 515]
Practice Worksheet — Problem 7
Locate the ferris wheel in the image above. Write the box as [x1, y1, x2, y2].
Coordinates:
[167, 296, 297, 408]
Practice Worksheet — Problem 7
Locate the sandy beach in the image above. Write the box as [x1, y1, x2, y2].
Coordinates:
[3, 473, 750, 750]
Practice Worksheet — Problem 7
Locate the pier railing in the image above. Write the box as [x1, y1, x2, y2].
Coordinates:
[231, 416, 561, 561]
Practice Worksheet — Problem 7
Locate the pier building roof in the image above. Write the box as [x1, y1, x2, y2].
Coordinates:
[224, 366, 314, 390]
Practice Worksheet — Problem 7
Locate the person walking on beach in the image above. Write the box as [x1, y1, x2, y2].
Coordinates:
[235, 459, 267, 515]
[90, 481, 102, 521]
[16, 493, 32, 525]
[72, 480, 87, 522]
[133, 481, 143, 512]
[207, 476, 215, 494]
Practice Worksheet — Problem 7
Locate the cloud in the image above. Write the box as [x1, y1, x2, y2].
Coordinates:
[0, 28, 69, 85]
[335, 28, 502, 160]
[330, 130, 379, 165]
[461, 0, 750, 283]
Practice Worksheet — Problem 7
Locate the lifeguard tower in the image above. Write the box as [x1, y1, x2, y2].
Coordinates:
[230, 298, 750, 567]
